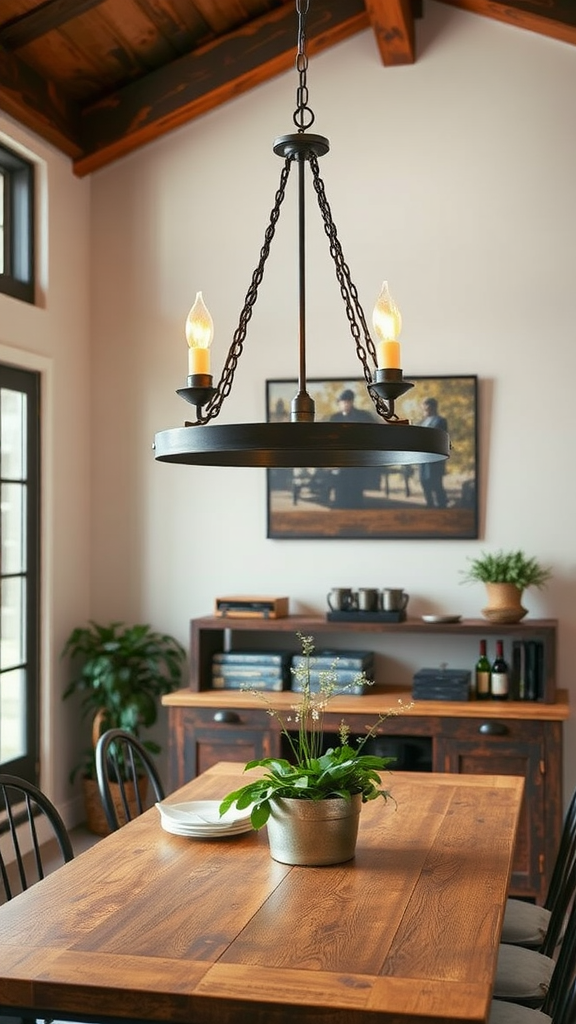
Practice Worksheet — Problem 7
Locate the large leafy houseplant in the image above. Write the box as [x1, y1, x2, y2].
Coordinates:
[62, 621, 186, 781]
[220, 633, 407, 831]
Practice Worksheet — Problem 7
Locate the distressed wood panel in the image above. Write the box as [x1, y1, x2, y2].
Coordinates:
[0, 0, 574, 172]
[438, 0, 576, 46]
[74, 0, 369, 174]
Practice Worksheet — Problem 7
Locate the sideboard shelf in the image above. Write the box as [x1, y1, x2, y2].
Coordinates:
[186, 614, 558, 702]
[163, 614, 568, 903]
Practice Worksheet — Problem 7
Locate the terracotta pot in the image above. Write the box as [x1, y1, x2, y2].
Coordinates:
[482, 582, 528, 624]
[266, 794, 362, 866]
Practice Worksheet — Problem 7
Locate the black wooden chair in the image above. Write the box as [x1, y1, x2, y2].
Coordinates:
[502, 786, 576, 950]
[0, 774, 75, 1024]
[95, 729, 165, 832]
[492, 865, 576, 1013]
[490, 896, 576, 1024]
[0, 774, 74, 902]
[490, 980, 576, 1024]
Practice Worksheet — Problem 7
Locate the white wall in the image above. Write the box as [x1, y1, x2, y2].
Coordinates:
[2, 0, 575, 813]
[0, 114, 92, 816]
[89, 1, 576, 797]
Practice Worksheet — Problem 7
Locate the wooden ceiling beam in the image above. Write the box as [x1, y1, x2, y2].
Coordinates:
[0, 41, 81, 158]
[436, 0, 576, 48]
[0, 0, 108, 50]
[73, 0, 371, 176]
[363, 0, 417, 66]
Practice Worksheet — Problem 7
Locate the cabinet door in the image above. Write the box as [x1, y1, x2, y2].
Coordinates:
[167, 707, 280, 788]
[435, 719, 545, 901]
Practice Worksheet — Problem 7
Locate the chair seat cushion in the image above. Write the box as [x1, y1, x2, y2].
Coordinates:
[493, 943, 554, 1006]
[489, 999, 552, 1024]
[501, 898, 551, 947]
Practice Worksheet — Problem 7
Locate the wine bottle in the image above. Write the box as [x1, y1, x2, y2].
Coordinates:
[475, 640, 491, 700]
[490, 640, 510, 700]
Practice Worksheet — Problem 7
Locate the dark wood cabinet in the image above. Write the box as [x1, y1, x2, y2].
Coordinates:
[167, 705, 278, 786]
[163, 614, 568, 903]
[435, 717, 559, 896]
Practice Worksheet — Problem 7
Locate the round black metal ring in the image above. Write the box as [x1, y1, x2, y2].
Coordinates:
[153, 421, 450, 468]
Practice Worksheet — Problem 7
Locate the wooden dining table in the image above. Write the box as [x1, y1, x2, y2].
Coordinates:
[0, 763, 524, 1024]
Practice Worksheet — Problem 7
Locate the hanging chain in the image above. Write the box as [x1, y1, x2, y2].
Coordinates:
[190, 160, 293, 425]
[186, 0, 392, 426]
[309, 154, 393, 420]
[293, 0, 315, 131]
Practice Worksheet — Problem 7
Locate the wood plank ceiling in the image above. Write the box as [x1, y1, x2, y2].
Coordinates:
[0, 0, 575, 177]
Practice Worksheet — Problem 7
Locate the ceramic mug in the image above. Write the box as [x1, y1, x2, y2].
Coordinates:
[381, 588, 409, 612]
[327, 588, 358, 612]
[357, 587, 379, 612]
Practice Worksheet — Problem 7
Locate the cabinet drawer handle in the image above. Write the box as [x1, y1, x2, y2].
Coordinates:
[213, 710, 241, 724]
[479, 722, 509, 736]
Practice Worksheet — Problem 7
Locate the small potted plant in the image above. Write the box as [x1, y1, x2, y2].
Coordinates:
[461, 549, 552, 623]
[62, 621, 186, 834]
[220, 633, 408, 866]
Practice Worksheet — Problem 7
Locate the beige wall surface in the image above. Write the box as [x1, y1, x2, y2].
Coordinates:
[0, 114, 91, 817]
[1, 1, 575, 815]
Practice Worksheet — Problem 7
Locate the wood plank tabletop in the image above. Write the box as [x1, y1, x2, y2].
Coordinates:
[0, 764, 524, 1024]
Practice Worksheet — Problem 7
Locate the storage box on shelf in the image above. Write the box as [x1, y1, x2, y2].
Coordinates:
[162, 614, 568, 903]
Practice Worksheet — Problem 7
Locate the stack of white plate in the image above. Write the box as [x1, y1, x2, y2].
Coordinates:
[156, 800, 253, 838]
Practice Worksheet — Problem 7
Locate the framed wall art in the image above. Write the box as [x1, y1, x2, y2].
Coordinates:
[266, 375, 478, 540]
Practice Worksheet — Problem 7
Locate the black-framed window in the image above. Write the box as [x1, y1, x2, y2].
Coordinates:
[0, 143, 35, 304]
[0, 364, 40, 783]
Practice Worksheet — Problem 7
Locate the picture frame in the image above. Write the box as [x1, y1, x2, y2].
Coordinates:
[266, 375, 478, 540]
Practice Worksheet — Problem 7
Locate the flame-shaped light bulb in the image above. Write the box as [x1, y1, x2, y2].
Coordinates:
[185, 291, 214, 375]
[372, 281, 402, 370]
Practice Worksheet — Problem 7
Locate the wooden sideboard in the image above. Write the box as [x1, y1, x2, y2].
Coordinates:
[162, 615, 569, 903]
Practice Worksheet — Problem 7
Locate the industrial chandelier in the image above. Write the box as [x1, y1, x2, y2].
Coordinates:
[154, 0, 449, 470]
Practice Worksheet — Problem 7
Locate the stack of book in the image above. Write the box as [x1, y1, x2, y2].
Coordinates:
[291, 649, 375, 695]
[512, 640, 545, 701]
[211, 650, 292, 690]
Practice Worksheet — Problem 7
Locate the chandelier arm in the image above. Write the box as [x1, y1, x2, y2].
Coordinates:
[309, 155, 393, 421]
[190, 159, 292, 425]
[309, 155, 374, 368]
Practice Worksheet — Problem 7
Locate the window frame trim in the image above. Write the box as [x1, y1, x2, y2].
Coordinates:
[0, 362, 41, 784]
[0, 142, 35, 305]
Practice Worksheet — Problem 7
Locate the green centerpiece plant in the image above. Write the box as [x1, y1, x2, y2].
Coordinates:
[220, 633, 408, 864]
